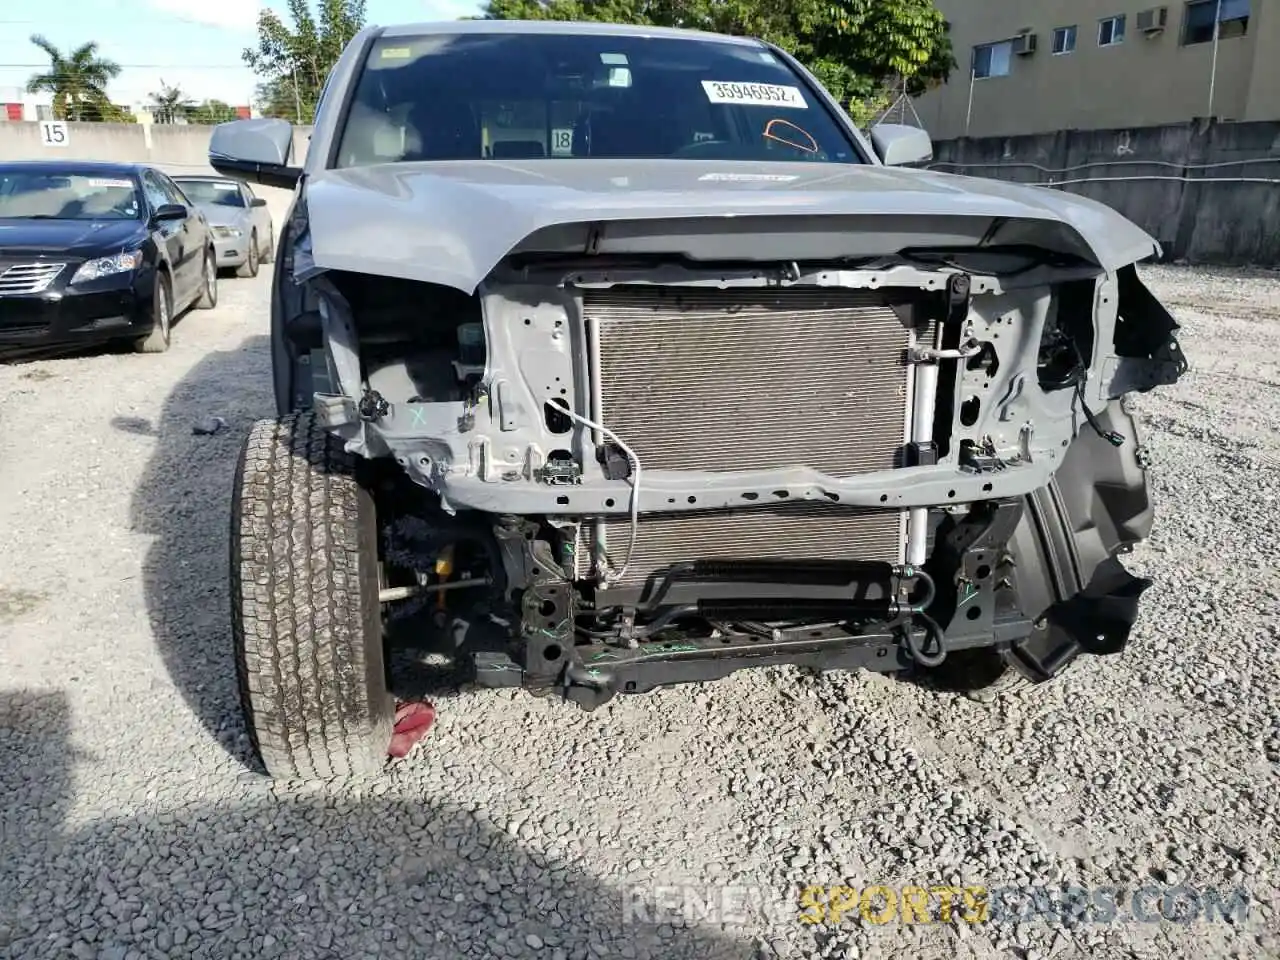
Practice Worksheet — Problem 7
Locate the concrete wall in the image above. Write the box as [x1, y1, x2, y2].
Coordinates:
[1244, 0, 1280, 120]
[0, 121, 314, 175]
[929, 119, 1280, 265]
[918, 0, 1274, 140]
[0, 122, 150, 163]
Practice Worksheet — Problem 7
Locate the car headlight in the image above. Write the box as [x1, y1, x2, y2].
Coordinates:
[70, 250, 144, 284]
[211, 225, 242, 239]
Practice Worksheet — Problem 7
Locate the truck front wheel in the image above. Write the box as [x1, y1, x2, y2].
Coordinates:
[230, 413, 394, 778]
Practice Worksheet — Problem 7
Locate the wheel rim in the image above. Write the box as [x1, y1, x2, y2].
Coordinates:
[206, 254, 216, 302]
[249, 237, 259, 272]
[158, 285, 170, 338]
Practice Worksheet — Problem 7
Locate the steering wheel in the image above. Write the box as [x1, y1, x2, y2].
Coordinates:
[670, 140, 733, 157]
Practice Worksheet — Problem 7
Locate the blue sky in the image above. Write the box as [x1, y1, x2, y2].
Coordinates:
[0, 0, 483, 107]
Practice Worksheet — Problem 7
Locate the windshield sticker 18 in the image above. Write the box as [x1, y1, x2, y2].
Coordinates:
[702, 80, 807, 109]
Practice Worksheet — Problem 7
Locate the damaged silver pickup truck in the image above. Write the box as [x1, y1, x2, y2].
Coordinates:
[211, 19, 1187, 778]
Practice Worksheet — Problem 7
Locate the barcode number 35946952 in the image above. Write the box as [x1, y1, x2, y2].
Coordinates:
[701, 81, 808, 109]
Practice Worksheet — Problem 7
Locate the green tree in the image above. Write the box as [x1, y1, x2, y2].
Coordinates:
[150, 80, 193, 124]
[96, 101, 136, 123]
[24, 35, 122, 122]
[243, 0, 367, 123]
[479, 0, 953, 122]
[188, 99, 240, 125]
[251, 77, 303, 122]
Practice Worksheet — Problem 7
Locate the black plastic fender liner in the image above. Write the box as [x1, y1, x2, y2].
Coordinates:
[269, 226, 297, 415]
[1114, 264, 1187, 372]
[1003, 397, 1156, 682]
[270, 222, 329, 416]
[1051, 556, 1151, 656]
[270, 199, 331, 415]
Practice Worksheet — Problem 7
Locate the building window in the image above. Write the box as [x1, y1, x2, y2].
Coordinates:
[1052, 25, 1078, 54]
[1098, 15, 1126, 45]
[972, 40, 1013, 79]
[1183, 0, 1250, 45]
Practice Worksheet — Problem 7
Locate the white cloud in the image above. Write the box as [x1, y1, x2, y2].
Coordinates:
[419, 0, 484, 20]
[145, 0, 261, 30]
[111, 65, 259, 107]
[142, 0, 482, 31]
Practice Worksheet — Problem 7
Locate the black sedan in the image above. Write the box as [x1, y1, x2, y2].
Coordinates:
[0, 160, 219, 358]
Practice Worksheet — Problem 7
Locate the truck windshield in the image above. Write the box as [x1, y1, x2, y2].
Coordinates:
[334, 31, 866, 167]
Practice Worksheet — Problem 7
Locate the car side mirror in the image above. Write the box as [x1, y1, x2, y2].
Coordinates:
[209, 118, 301, 190]
[869, 123, 933, 167]
[152, 203, 188, 222]
[250, 196, 268, 208]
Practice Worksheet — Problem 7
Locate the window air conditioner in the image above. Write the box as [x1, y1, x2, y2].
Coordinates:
[1011, 32, 1038, 55]
[1137, 7, 1169, 33]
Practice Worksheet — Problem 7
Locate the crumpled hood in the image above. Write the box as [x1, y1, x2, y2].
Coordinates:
[299, 159, 1160, 292]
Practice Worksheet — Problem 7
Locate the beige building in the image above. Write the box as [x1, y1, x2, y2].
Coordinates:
[914, 0, 1279, 139]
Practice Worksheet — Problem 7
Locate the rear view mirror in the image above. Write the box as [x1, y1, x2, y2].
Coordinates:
[250, 196, 268, 208]
[869, 124, 933, 167]
[152, 203, 187, 222]
[210, 118, 301, 189]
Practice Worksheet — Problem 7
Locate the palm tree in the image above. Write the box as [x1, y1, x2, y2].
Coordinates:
[149, 80, 194, 124]
[25, 35, 121, 122]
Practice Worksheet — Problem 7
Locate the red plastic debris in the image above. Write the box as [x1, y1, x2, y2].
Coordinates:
[388, 700, 436, 758]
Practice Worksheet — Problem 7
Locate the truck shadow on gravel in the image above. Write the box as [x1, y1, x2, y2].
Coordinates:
[126, 336, 516, 772]
[0, 687, 753, 960]
[126, 335, 276, 771]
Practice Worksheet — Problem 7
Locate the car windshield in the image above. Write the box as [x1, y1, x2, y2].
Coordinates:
[334, 31, 865, 167]
[177, 179, 246, 207]
[0, 170, 142, 220]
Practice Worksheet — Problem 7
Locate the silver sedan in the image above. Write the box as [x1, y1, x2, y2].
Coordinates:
[172, 175, 274, 278]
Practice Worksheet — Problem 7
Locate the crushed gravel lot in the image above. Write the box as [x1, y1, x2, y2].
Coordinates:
[1, 250, 1278, 960]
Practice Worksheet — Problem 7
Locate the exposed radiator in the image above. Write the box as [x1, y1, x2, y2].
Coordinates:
[578, 286, 921, 586]
[588, 286, 913, 473]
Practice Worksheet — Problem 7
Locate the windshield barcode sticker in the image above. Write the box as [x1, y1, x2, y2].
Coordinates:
[702, 81, 807, 109]
[88, 178, 133, 188]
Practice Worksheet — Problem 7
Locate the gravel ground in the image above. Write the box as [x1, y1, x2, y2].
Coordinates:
[1, 251, 1278, 960]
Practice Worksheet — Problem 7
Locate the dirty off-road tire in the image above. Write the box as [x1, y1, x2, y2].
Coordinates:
[231, 413, 394, 778]
[911, 648, 1030, 702]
